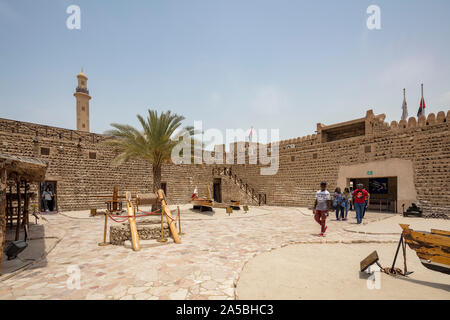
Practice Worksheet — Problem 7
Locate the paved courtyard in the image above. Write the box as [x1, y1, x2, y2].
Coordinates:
[0, 206, 432, 300]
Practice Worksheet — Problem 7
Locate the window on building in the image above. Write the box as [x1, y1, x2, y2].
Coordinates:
[365, 145, 372, 153]
[89, 152, 97, 159]
[313, 153, 318, 159]
[291, 156, 295, 161]
[82, 123, 86, 128]
[40, 147, 50, 156]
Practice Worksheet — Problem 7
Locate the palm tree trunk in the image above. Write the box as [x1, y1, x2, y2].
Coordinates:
[152, 165, 162, 193]
[152, 165, 162, 211]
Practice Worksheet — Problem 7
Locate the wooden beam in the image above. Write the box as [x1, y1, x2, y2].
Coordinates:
[15, 177, 21, 241]
[0, 167, 7, 274]
[24, 182, 29, 229]
[113, 186, 118, 212]
[125, 192, 140, 251]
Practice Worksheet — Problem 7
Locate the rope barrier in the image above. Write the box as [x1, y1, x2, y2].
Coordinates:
[107, 207, 177, 224]
[164, 209, 179, 223]
[108, 208, 161, 218]
[107, 207, 179, 224]
[108, 215, 129, 223]
[135, 209, 161, 217]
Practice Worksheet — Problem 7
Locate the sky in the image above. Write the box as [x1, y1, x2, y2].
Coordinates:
[0, 0, 449, 145]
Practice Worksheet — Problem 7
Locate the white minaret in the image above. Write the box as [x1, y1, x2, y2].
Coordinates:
[73, 69, 91, 132]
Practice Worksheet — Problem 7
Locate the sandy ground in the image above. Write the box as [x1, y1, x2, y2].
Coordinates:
[345, 215, 450, 234]
[236, 243, 450, 300]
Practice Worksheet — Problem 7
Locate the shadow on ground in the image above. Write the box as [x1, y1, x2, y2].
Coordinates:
[1, 223, 57, 277]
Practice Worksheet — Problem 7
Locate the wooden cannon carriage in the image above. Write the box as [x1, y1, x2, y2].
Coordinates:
[361, 223, 450, 276]
[400, 224, 450, 274]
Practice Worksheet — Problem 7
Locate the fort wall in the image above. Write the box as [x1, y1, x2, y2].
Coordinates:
[0, 109, 448, 215]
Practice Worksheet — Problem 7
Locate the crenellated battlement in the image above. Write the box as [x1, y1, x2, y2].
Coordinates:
[0, 117, 105, 145]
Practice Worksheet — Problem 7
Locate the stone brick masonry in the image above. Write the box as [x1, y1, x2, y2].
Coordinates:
[0, 109, 448, 216]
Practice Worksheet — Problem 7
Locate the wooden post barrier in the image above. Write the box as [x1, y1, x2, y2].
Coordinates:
[157, 209, 167, 243]
[177, 206, 183, 235]
[98, 210, 110, 247]
[125, 192, 141, 251]
[157, 189, 181, 244]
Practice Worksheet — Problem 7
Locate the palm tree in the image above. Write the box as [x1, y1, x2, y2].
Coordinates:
[104, 109, 185, 193]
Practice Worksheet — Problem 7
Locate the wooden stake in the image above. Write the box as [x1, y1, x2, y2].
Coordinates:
[113, 186, 118, 212]
[157, 209, 167, 243]
[98, 210, 110, 246]
[0, 167, 7, 274]
[15, 177, 21, 241]
[157, 189, 181, 244]
[177, 206, 183, 235]
[126, 192, 140, 251]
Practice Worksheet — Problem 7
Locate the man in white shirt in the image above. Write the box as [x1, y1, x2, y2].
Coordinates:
[313, 181, 331, 236]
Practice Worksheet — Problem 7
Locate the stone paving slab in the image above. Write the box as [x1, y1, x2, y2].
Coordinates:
[60, 204, 275, 221]
[0, 206, 400, 300]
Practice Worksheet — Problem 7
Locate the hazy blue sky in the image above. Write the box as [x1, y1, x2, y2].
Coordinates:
[0, 0, 449, 142]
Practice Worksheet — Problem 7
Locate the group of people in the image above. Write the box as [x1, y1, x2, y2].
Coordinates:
[313, 181, 370, 236]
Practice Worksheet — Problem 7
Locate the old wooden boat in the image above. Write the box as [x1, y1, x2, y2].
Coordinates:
[230, 200, 240, 209]
[190, 187, 214, 211]
[400, 224, 450, 274]
[190, 197, 213, 211]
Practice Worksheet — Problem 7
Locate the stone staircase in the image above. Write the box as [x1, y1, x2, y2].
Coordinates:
[212, 166, 267, 206]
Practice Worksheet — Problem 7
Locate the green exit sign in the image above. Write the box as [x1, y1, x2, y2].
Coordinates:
[367, 171, 373, 176]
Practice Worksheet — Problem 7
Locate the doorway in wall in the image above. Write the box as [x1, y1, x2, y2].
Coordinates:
[213, 178, 222, 203]
[40, 181, 57, 212]
[349, 177, 397, 213]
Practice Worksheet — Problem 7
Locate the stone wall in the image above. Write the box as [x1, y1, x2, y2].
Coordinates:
[0, 109, 448, 216]
[0, 118, 238, 211]
[231, 110, 450, 216]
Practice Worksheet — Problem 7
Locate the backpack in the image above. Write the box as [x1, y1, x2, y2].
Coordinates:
[333, 193, 343, 208]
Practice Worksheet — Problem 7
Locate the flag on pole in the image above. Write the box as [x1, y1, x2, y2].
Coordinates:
[417, 83, 426, 117]
[248, 126, 253, 142]
[191, 186, 198, 198]
[401, 88, 408, 121]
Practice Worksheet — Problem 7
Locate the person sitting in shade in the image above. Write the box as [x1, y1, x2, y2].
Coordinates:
[42, 186, 54, 212]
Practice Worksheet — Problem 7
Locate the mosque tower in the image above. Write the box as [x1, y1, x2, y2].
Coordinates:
[73, 69, 91, 132]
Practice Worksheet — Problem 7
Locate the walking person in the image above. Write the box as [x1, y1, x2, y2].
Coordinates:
[352, 183, 369, 224]
[333, 187, 345, 221]
[313, 181, 331, 236]
[362, 191, 370, 218]
[349, 186, 354, 211]
[343, 187, 351, 220]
